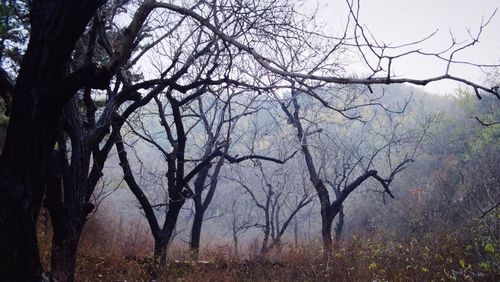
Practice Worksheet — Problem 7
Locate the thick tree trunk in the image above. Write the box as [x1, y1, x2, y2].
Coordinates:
[0, 166, 44, 280]
[46, 173, 92, 282]
[323, 203, 344, 253]
[45, 104, 95, 281]
[46, 180, 93, 282]
[0, 69, 61, 279]
[149, 238, 168, 282]
[50, 226, 83, 282]
[316, 185, 334, 254]
[0, 1, 105, 279]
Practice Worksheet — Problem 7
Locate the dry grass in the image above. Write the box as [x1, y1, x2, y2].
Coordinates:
[162, 232, 497, 282]
[36, 213, 498, 281]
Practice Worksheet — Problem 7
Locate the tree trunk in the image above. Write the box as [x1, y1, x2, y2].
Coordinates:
[150, 200, 184, 280]
[50, 225, 83, 282]
[0, 166, 43, 280]
[45, 107, 95, 281]
[0, 1, 105, 279]
[321, 207, 334, 254]
[190, 205, 204, 258]
[148, 236, 168, 282]
[189, 164, 211, 258]
[0, 71, 62, 279]
[335, 206, 345, 240]
[46, 172, 91, 282]
[233, 231, 239, 256]
[259, 228, 270, 256]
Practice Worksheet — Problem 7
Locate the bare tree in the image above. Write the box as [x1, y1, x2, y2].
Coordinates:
[116, 84, 293, 276]
[227, 197, 255, 256]
[0, 2, 107, 279]
[271, 84, 435, 252]
[42, 2, 177, 279]
[188, 90, 259, 257]
[231, 159, 313, 256]
[220, 111, 312, 256]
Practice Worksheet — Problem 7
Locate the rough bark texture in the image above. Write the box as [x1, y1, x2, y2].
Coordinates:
[45, 98, 96, 281]
[0, 1, 105, 279]
[49, 226, 83, 282]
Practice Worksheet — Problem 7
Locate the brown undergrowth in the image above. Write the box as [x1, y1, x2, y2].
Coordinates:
[37, 214, 498, 281]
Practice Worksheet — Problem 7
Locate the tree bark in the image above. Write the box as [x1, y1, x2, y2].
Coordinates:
[0, 1, 105, 279]
[321, 207, 334, 254]
[190, 205, 204, 257]
[45, 155, 93, 281]
[44, 98, 96, 281]
[335, 206, 345, 240]
[189, 165, 210, 257]
[151, 200, 184, 280]
[49, 225, 83, 282]
[189, 151, 225, 257]
[0, 166, 43, 280]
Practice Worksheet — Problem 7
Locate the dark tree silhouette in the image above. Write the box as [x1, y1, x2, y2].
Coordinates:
[0, 1, 106, 279]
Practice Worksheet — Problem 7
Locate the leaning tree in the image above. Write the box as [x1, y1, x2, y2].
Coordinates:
[272, 83, 436, 251]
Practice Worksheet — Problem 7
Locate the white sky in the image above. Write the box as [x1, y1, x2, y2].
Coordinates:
[311, 0, 500, 95]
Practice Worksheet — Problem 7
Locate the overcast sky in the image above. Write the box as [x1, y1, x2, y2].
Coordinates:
[312, 0, 500, 95]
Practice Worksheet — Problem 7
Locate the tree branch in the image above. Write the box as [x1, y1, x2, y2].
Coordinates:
[153, 1, 500, 99]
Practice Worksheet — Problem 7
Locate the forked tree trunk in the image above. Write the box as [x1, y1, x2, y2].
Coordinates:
[45, 100, 96, 281]
[150, 200, 184, 280]
[190, 159, 221, 258]
[0, 1, 105, 279]
[46, 160, 93, 282]
[189, 166, 209, 258]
